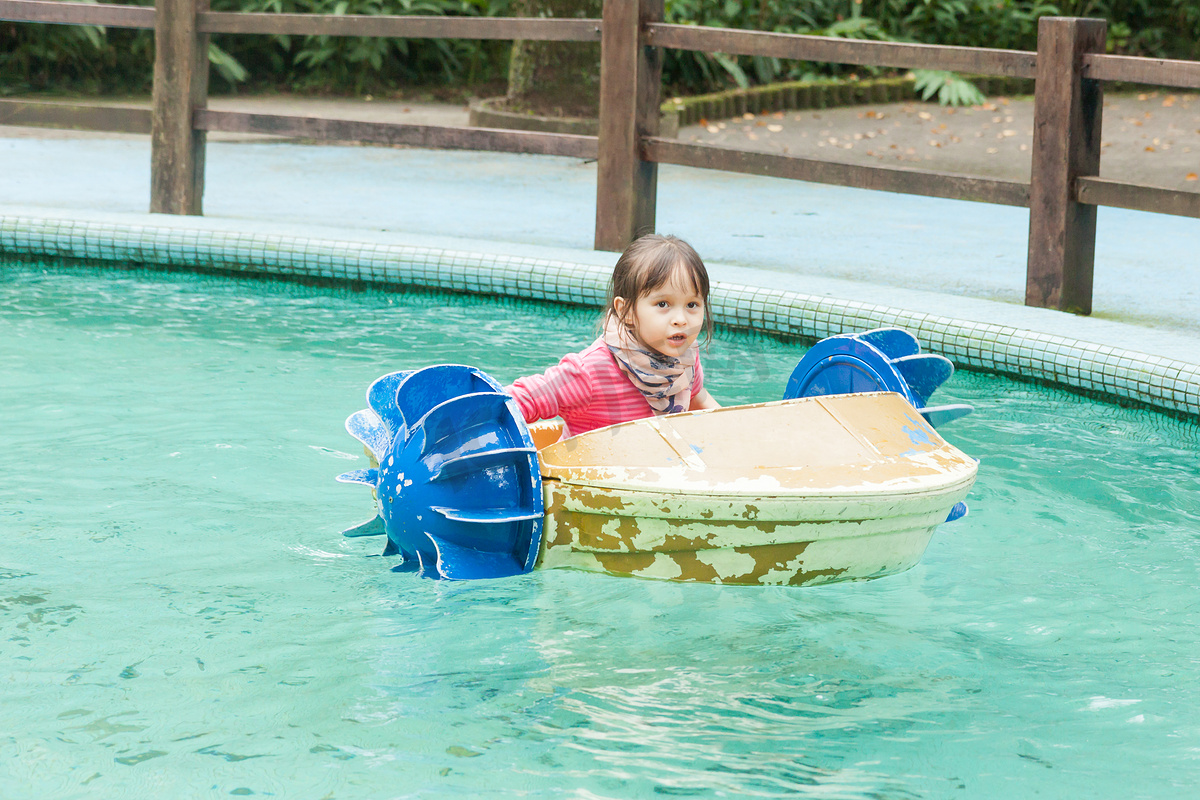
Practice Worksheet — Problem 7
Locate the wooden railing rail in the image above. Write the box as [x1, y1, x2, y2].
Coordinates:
[0, 0, 154, 28]
[2, 1, 1198, 316]
[195, 110, 598, 158]
[644, 23, 1038, 78]
[196, 12, 600, 40]
[1082, 53, 1200, 88]
[642, 138, 1031, 208]
[0, 0, 601, 39]
[0, 100, 152, 133]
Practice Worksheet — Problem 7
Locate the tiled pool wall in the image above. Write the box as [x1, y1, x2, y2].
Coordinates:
[3, 213, 1198, 420]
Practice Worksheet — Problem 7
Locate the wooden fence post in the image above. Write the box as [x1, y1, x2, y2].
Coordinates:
[151, 0, 210, 215]
[1026, 16, 1106, 313]
[594, 0, 663, 252]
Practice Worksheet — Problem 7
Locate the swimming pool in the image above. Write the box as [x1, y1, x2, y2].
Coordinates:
[3, 261, 1199, 798]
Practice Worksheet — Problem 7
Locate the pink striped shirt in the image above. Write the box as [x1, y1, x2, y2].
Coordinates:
[507, 339, 705, 437]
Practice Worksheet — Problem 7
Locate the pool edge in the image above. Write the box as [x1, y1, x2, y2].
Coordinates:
[3, 211, 1197, 420]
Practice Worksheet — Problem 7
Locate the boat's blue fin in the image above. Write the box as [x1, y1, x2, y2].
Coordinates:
[342, 515, 386, 538]
[946, 502, 969, 523]
[893, 353, 955, 407]
[920, 404, 974, 428]
[345, 409, 391, 461]
[425, 533, 528, 581]
[858, 327, 921, 359]
[336, 468, 379, 486]
[382, 537, 401, 557]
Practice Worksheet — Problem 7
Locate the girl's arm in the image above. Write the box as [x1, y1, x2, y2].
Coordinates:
[689, 388, 720, 410]
[506, 351, 591, 423]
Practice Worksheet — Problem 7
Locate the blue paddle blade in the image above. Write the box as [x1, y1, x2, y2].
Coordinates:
[425, 534, 529, 580]
[920, 404, 974, 428]
[342, 515, 386, 538]
[336, 468, 379, 486]
[366, 371, 413, 441]
[784, 336, 917, 405]
[338, 364, 544, 580]
[946, 502, 969, 522]
[858, 327, 921, 359]
[893, 353, 954, 407]
[417, 392, 516, 459]
[345, 409, 391, 461]
[394, 365, 504, 435]
[784, 327, 972, 428]
[431, 506, 543, 524]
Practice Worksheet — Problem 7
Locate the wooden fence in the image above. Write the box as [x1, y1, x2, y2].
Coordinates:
[2, 0, 1199, 314]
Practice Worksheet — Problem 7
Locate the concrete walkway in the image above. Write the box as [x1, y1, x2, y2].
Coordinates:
[1, 92, 1198, 367]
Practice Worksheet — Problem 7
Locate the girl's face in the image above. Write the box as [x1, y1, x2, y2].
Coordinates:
[614, 266, 706, 359]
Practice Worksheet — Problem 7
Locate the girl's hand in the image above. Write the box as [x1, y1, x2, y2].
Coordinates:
[689, 388, 720, 410]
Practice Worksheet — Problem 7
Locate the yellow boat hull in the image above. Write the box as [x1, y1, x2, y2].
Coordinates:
[532, 392, 977, 586]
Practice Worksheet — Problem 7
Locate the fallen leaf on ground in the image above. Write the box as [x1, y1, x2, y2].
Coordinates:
[1145, 146, 1156, 152]
[1187, 172, 1198, 181]
[767, 124, 783, 132]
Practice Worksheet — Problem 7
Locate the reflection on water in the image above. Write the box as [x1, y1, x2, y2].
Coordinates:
[2, 262, 1199, 798]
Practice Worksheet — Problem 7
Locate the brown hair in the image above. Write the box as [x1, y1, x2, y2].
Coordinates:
[606, 234, 714, 342]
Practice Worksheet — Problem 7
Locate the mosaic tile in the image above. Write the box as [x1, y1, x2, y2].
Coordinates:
[2, 212, 1197, 419]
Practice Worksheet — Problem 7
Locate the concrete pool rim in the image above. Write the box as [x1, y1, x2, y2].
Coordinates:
[2, 209, 1197, 421]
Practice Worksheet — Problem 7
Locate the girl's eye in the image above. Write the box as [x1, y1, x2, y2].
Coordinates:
[656, 301, 669, 308]
[688, 302, 700, 309]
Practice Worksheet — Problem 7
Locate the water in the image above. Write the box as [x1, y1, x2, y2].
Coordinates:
[2, 261, 1199, 799]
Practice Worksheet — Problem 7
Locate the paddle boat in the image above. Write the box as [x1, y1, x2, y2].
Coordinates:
[336, 328, 978, 586]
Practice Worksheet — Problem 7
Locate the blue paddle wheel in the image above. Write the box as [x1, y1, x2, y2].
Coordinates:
[336, 365, 543, 580]
[784, 327, 974, 522]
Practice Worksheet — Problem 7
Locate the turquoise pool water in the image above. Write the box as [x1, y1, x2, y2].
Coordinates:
[3, 261, 1200, 799]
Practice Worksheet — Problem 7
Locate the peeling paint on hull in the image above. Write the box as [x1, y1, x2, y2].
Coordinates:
[533, 392, 978, 587]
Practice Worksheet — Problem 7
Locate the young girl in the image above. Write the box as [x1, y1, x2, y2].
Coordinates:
[507, 234, 719, 438]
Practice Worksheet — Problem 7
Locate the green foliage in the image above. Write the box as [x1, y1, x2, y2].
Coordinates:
[208, 0, 510, 92]
[0, 0, 127, 94]
[912, 68, 986, 105]
[661, 0, 896, 93]
[3, 0, 1200, 98]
